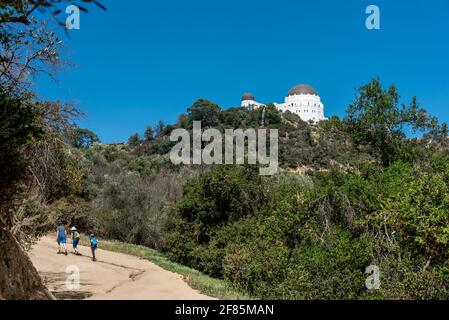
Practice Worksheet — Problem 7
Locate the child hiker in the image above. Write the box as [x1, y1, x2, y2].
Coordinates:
[71, 227, 81, 255]
[90, 234, 98, 262]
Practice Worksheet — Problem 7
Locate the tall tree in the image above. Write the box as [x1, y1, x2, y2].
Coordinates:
[144, 126, 154, 142]
[187, 99, 221, 128]
[345, 78, 439, 166]
[71, 128, 100, 149]
[155, 120, 166, 137]
[128, 133, 141, 146]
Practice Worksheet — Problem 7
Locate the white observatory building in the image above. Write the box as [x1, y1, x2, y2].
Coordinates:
[241, 84, 326, 123]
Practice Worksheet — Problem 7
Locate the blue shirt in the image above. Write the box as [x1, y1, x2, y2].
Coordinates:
[90, 237, 98, 246]
[57, 225, 66, 237]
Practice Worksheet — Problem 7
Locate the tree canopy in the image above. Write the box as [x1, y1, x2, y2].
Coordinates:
[71, 128, 100, 149]
[345, 78, 445, 166]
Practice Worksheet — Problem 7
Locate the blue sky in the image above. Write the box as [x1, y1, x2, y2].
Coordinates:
[36, 0, 449, 143]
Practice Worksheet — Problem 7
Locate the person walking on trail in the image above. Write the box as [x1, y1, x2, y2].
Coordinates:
[71, 227, 81, 255]
[56, 223, 68, 256]
[90, 234, 98, 262]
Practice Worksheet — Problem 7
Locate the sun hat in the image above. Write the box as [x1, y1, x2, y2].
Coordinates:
[70, 227, 77, 231]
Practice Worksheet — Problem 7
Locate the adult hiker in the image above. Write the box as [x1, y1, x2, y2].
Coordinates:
[90, 234, 98, 262]
[56, 223, 68, 256]
[71, 227, 81, 255]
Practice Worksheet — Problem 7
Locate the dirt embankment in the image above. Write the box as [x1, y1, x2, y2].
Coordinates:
[0, 228, 54, 300]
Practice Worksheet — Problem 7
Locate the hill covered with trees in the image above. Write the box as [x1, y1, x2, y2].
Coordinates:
[7, 77, 448, 299]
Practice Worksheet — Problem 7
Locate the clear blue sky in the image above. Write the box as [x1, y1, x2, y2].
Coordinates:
[36, 0, 449, 143]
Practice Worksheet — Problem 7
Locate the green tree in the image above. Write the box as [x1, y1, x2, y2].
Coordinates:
[71, 128, 100, 149]
[0, 89, 42, 221]
[187, 99, 221, 128]
[345, 78, 438, 166]
[381, 171, 449, 261]
[128, 133, 141, 146]
[155, 120, 166, 137]
[144, 126, 154, 141]
[424, 122, 449, 143]
[264, 105, 281, 126]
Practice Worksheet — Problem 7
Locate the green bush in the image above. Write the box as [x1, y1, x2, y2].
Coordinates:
[48, 197, 98, 233]
[166, 156, 449, 299]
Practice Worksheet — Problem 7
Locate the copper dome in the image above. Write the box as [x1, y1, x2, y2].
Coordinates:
[241, 93, 255, 101]
[287, 84, 318, 96]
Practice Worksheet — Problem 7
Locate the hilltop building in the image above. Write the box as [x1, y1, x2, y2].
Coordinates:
[241, 84, 326, 123]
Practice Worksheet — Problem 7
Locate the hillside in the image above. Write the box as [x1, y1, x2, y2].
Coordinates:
[10, 80, 449, 299]
[3, 76, 449, 300]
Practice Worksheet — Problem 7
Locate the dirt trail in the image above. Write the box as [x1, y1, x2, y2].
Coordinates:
[29, 236, 214, 300]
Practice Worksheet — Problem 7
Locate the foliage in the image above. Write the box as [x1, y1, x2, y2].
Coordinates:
[166, 157, 449, 299]
[345, 78, 442, 166]
[47, 196, 97, 233]
[144, 126, 154, 141]
[187, 99, 222, 128]
[71, 128, 100, 149]
[128, 132, 140, 146]
[0, 88, 42, 211]
[96, 166, 195, 250]
[10, 196, 53, 250]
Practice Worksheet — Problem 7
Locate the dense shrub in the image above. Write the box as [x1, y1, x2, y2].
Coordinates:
[166, 156, 449, 299]
[48, 196, 98, 233]
[97, 168, 194, 249]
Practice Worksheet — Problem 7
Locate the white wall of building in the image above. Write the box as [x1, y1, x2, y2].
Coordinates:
[241, 91, 326, 123]
[241, 99, 265, 110]
[281, 94, 325, 122]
